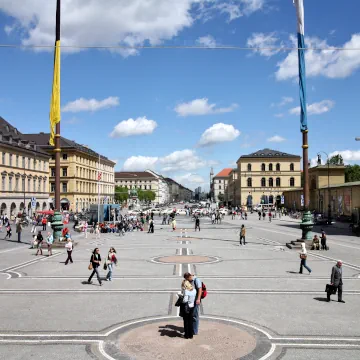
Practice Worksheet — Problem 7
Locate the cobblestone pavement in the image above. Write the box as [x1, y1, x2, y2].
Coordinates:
[0, 213, 360, 359]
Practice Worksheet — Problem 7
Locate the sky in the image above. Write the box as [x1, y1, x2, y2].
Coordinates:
[0, 0, 359, 191]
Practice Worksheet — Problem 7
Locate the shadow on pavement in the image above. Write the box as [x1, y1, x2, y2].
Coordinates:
[158, 324, 183, 338]
[286, 271, 300, 274]
[313, 297, 329, 302]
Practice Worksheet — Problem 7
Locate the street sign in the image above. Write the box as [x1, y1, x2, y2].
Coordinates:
[281, 195, 285, 205]
[300, 194, 304, 207]
[31, 197, 37, 209]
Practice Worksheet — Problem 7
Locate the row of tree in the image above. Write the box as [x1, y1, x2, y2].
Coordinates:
[114, 186, 156, 204]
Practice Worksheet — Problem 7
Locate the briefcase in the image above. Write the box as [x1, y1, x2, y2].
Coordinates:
[325, 284, 337, 295]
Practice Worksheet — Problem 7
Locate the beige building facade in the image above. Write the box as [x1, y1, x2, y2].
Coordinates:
[237, 149, 301, 207]
[226, 168, 240, 205]
[23, 133, 115, 211]
[0, 117, 50, 216]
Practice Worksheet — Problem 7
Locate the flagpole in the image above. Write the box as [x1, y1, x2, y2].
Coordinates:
[294, 0, 313, 242]
[98, 153, 100, 222]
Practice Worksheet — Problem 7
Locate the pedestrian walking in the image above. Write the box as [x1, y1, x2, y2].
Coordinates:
[88, 248, 102, 286]
[148, 219, 154, 233]
[172, 218, 176, 231]
[195, 216, 200, 231]
[180, 279, 196, 339]
[41, 217, 47, 231]
[231, 211, 235, 220]
[262, 211, 266, 220]
[95, 223, 100, 239]
[240, 224, 246, 245]
[244, 212, 247, 220]
[35, 231, 44, 256]
[16, 219, 22, 243]
[105, 247, 117, 281]
[258, 211, 261, 220]
[268, 211, 272, 222]
[31, 217, 37, 233]
[299, 243, 311, 274]
[327, 260, 345, 303]
[183, 272, 203, 336]
[5, 222, 12, 239]
[46, 231, 54, 256]
[64, 238, 73, 265]
[321, 229, 327, 250]
[83, 221, 88, 239]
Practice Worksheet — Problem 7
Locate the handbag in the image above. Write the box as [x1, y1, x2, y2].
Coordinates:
[88, 263, 93, 271]
[300, 254, 307, 260]
[175, 295, 184, 307]
[103, 262, 107, 270]
[33, 241, 38, 246]
[325, 284, 337, 295]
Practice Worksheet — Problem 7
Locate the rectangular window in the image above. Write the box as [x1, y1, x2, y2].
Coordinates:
[38, 180, 41, 192]
[15, 177, 19, 191]
[9, 154, 12, 167]
[62, 168, 68, 177]
[28, 158, 31, 169]
[63, 154, 68, 160]
[22, 178, 25, 191]
[9, 177, 12, 191]
[62, 183, 68, 193]
[33, 179, 36, 192]
[28, 179, 31, 192]
[43, 180, 46, 193]
[33, 160, 36, 170]
[51, 168, 55, 177]
[2, 176, 5, 191]
[22, 156, 25, 168]
[1, 152, 5, 165]
[51, 183, 55, 192]
[16, 155, 19, 168]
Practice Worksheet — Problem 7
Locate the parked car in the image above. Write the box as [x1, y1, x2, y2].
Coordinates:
[176, 209, 187, 216]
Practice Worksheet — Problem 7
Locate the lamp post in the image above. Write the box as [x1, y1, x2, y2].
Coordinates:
[317, 151, 331, 224]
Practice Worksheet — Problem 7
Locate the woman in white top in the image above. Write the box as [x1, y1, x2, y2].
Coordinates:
[64, 238, 73, 265]
[299, 243, 312, 274]
[95, 223, 100, 239]
[181, 280, 196, 339]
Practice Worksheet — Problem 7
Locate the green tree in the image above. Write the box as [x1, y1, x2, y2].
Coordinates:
[345, 164, 360, 182]
[328, 154, 344, 165]
[218, 193, 225, 202]
[137, 190, 156, 204]
[114, 186, 129, 203]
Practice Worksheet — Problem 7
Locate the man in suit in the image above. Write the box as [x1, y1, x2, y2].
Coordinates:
[327, 260, 345, 303]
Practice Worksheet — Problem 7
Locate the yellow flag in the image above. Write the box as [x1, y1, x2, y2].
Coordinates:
[49, 40, 61, 146]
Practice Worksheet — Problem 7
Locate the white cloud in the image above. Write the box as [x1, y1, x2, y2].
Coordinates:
[329, 150, 360, 163]
[271, 96, 294, 108]
[123, 156, 158, 171]
[174, 173, 206, 186]
[274, 113, 284, 118]
[0, 0, 264, 57]
[276, 34, 360, 80]
[110, 117, 157, 138]
[198, 123, 240, 147]
[175, 98, 238, 116]
[196, 35, 217, 48]
[267, 135, 286, 143]
[62, 97, 119, 113]
[289, 100, 335, 116]
[122, 148, 215, 173]
[247, 32, 283, 57]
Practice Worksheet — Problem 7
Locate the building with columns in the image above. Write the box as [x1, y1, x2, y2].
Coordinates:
[0, 117, 50, 217]
[237, 149, 301, 208]
[23, 133, 115, 211]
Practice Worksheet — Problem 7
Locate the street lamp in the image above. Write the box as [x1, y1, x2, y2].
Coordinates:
[317, 151, 331, 225]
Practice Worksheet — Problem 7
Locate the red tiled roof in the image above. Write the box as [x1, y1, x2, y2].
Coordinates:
[214, 168, 233, 178]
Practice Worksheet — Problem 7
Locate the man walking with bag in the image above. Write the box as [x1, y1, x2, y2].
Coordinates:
[327, 260, 345, 303]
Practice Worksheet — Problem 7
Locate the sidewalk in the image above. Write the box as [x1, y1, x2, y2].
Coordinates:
[278, 217, 352, 230]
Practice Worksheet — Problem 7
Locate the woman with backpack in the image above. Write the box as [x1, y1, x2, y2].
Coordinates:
[180, 279, 196, 339]
[88, 248, 102, 286]
[299, 243, 312, 274]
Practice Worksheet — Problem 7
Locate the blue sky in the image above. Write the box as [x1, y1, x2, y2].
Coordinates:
[0, 0, 359, 190]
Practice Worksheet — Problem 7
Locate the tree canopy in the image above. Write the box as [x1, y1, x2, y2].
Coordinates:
[328, 154, 344, 165]
[114, 186, 129, 203]
[345, 164, 360, 182]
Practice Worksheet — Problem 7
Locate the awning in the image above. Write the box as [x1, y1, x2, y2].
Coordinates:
[60, 198, 70, 204]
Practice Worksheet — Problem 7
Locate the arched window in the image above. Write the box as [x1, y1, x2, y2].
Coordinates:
[261, 177, 266, 187]
[290, 163, 294, 171]
[269, 163, 273, 171]
[290, 177, 295, 187]
[276, 177, 281, 187]
[247, 178, 252, 187]
[269, 195, 274, 204]
[247, 163, 252, 171]
[276, 163, 280, 171]
[261, 163, 266, 171]
[269, 177, 274, 187]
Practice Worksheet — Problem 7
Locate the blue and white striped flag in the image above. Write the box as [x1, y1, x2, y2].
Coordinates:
[294, 0, 308, 132]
